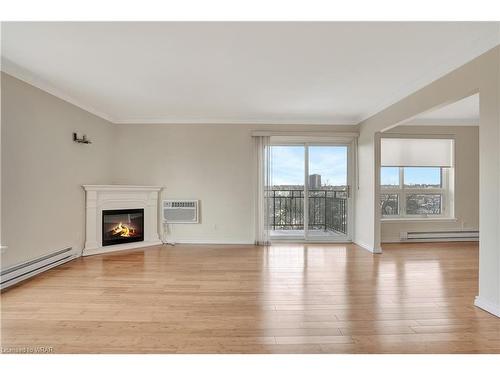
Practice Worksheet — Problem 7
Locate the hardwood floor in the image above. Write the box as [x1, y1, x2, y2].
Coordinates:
[1, 242, 499, 353]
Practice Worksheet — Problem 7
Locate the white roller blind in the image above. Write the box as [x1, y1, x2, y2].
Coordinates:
[381, 138, 454, 167]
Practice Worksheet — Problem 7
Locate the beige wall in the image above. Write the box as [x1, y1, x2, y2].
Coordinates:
[1, 73, 114, 268]
[356, 45, 500, 315]
[0, 72, 358, 264]
[381, 125, 479, 242]
[111, 123, 358, 244]
[354, 126, 379, 251]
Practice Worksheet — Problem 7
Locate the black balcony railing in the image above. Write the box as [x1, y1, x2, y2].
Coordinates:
[269, 189, 347, 234]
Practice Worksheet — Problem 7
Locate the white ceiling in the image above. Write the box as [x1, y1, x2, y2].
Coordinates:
[1, 22, 499, 124]
[404, 94, 479, 126]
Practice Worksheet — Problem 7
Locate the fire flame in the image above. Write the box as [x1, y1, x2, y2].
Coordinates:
[112, 222, 132, 237]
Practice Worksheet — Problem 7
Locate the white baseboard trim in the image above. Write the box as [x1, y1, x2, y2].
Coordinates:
[82, 240, 162, 256]
[173, 239, 355, 246]
[381, 238, 406, 243]
[354, 240, 382, 254]
[474, 296, 500, 318]
[171, 240, 254, 245]
[270, 239, 352, 244]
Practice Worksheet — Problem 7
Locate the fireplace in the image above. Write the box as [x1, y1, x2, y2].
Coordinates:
[102, 208, 144, 246]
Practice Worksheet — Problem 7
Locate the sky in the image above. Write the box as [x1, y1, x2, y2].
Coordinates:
[381, 167, 441, 186]
[271, 146, 347, 186]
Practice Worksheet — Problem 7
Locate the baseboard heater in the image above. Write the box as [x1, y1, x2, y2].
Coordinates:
[400, 230, 479, 242]
[1, 247, 77, 290]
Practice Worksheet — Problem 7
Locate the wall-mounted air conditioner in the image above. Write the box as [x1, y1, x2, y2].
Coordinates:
[162, 200, 199, 224]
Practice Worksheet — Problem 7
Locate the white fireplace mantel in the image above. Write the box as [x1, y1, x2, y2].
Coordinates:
[82, 185, 163, 256]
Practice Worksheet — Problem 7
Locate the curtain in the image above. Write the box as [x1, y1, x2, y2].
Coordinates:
[255, 136, 272, 245]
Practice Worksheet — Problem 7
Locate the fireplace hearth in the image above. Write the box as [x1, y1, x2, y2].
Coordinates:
[83, 185, 162, 256]
[102, 208, 144, 246]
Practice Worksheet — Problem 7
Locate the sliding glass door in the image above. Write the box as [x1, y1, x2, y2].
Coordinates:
[270, 145, 305, 238]
[269, 142, 352, 241]
[307, 145, 349, 240]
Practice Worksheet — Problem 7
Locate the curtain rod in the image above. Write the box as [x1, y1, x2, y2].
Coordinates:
[251, 130, 359, 137]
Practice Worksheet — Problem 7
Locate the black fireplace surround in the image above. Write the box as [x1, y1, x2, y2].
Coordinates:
[102, 208, 144, 246]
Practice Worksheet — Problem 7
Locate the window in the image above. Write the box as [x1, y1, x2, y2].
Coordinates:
[380, 166, 452, 218]
[381, 167, 399, 188]
[380, 193, 399, 216]
[380, 137, 454, 219]
[403, 167, 441, 188]
[406, 193, 441, 215]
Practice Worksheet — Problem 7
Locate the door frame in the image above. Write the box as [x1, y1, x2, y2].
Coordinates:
[269, 136, 356, 243]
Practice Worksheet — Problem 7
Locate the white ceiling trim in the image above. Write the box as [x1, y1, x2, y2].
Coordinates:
[2, 24, 499, 126]
[403, 118, 479, 126]
[357, 25, 500, 124]
[113, 117, 358, 125]
[1, 59, 356, 125]
[1, 58, 116, 123]
[2, 54, 487, 127]
[251, 130, 358, 137]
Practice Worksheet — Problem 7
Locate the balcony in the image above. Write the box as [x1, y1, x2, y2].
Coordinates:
[269, 189, 347, 237]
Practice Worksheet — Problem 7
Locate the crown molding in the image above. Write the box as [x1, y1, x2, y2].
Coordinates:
[357, 26, 500, 125]
[2, 24, 499, 127]
[0, 60, 356, 125]
[1, 58, 116, 123]
[402, 118, 479, 126]
[113, 117, 358, 125]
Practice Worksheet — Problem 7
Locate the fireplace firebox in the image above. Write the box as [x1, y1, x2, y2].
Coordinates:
[102, 208, 144, 246]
